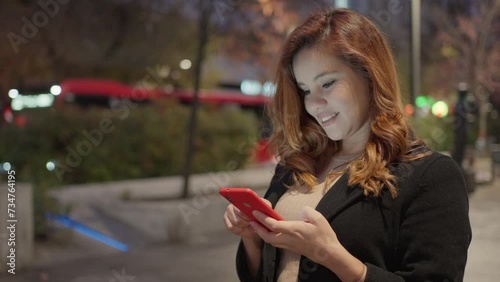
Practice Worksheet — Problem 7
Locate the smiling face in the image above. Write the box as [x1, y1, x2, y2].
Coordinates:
[293, 47, 372, 153]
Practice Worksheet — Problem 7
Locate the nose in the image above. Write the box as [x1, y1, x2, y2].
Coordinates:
[306, 90, 327, 107]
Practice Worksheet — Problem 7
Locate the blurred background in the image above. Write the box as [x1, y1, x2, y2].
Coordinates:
[0, 0, 499, 281]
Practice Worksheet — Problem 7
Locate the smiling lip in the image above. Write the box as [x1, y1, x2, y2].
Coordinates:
[318, 112, 339, 126]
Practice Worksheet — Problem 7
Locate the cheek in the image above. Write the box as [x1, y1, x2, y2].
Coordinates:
[362, 103, 371, 120]
[349, 101, 369, 123]
[357, 82, 371, 115]
[358, 93, 371, 119]
[348, 90, 370, 120]
[303, 97, 315, 117]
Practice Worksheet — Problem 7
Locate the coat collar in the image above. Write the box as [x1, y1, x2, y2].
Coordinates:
[315, 173, 365, 220]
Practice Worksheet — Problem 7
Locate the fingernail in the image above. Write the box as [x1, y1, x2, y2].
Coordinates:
[252, 210, 261, 219]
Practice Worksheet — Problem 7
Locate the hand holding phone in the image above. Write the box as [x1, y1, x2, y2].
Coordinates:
[219, 188, 284, 227]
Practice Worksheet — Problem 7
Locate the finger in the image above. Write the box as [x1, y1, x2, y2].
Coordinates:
[226, 205, 239, 223]
[224, 212, 244, 234]
[249, 221, 275, 240]
[252, 210, 278, 230]
[227, 205, 250, 228]
[250, 221, 290, 248]
[252, 210, 300, 234]
[261, 198, 272, 207]
[234, 207, 251, 222]
[228, 205, 251, 223]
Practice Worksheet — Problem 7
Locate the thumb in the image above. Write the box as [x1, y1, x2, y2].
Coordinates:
[261, 198, 272, 207]
[301, 206, 323, 224]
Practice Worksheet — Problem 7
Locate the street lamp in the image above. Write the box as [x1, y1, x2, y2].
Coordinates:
[335, 0, 349, 8]
[410, 0, 421, 110]
[180, 59, 192, 70]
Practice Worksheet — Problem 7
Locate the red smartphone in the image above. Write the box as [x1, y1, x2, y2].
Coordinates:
[219, 187, 284, 225]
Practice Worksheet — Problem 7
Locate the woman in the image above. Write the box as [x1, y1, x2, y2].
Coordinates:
[223, 8, 471, 282]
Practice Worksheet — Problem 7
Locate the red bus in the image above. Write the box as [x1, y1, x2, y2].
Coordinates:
[5, 78, 275, 164]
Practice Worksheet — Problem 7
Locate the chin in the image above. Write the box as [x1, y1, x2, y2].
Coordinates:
[325, 132, 343, 141]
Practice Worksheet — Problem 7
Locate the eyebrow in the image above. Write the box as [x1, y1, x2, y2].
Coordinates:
[297, 71, 338, 86]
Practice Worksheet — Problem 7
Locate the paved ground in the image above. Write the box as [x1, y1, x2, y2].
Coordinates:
[463, 179, 500, 281]
[1, 160, 499, 282]
[0, 230, 241, 282]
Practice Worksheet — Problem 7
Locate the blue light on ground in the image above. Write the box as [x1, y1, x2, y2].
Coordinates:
[46, 213, 129, 252]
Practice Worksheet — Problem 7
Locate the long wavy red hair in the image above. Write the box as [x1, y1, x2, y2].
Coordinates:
[268, 8, 429, 198]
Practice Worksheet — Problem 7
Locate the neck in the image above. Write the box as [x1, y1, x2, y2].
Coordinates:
[339, 118, 371, 156]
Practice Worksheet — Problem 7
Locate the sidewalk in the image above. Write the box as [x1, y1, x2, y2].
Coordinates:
[463, 179, 500, 281]
[48, 164, 276, 244]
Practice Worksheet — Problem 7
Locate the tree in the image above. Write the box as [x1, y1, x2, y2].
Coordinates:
[0, 0, 199, 98]
[209, 0, 331, 83]
[425, 0, 500, 149]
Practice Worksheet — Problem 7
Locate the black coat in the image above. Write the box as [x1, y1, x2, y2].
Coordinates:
[236, 151, 472, 282]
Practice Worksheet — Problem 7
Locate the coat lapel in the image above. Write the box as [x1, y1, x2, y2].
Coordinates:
[265, 166, 291, 207]
[315, 173, 365, 221]
[266, 185, 287, 208]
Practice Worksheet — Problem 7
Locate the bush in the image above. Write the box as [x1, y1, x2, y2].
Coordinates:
[409, 114, 479, 152]
[410, 115, 454, 152]
[0, 100, 260, 236]
[2, 100, 259, 184]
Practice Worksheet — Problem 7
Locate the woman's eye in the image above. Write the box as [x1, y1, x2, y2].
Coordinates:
[302, 89, 310, 95]
[322, 80, 336, 89]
